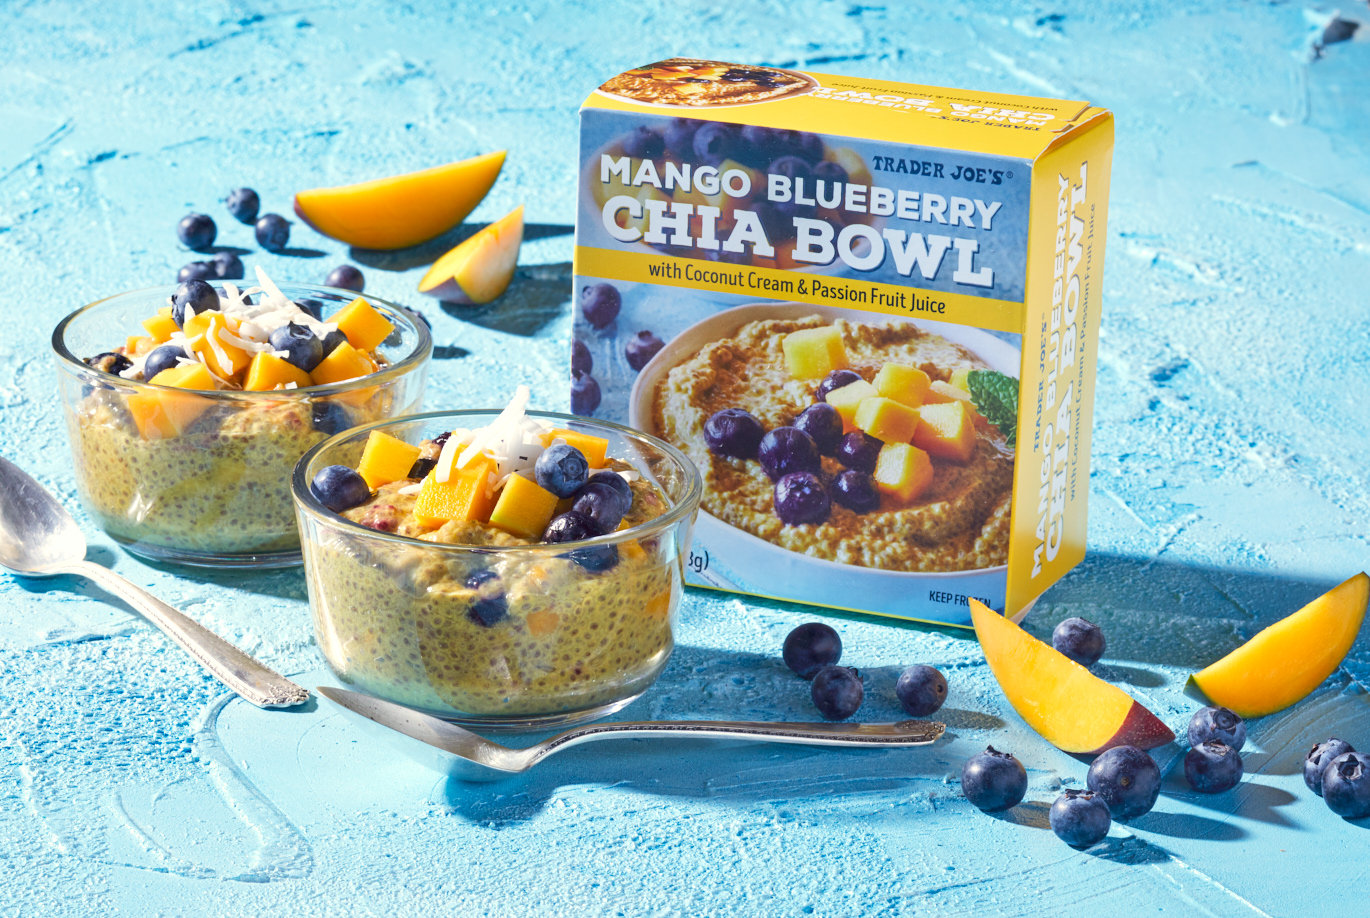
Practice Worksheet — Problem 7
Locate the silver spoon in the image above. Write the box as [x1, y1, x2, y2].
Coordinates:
[0, 456, 309, 709]
[319, 685, 946, 778]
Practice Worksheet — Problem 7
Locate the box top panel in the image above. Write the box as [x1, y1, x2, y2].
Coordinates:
[583, 58, 1107, 160]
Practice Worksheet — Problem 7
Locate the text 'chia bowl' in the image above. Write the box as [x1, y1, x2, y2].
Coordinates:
[52, 283, 431, 568]
[291, 409, 703, 730]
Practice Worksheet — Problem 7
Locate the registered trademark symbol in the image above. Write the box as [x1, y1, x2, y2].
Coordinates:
[1007, 171, 1014, 178]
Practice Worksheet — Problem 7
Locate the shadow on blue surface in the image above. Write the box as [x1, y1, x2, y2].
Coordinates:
[438, 261, 571, 337]
[347, 221, 573, 272]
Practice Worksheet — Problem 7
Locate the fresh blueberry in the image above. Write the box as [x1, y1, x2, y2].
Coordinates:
[580, 283, 621, 329]
[177, 212, 217, 250]
[225, 187, 260, 224]
[836, 431, 882, 474]
[177, 261, 214, 283]
[782, 622, 842, 679]
[625, 330, 664, 371]
[773, 471, 830, 525]
[143, 345, 187, 381]
[961, 747, 1028, 813]
[1322, 752, 1370, 819]
[311, 401, 354, 435]
[464, 570, 508, 627]
[310, 464, 371, 512]
[895, 664, 947, 717]
[585, 470, 633, 513]
[1087, 745, 1161, 820]
[572, 481, 627, 534]
[810, 665, 863, 720]
[812, 159, 848, 186]
[831, 470, 880, 514]
[571, 338, 593, 375]
[1184, 741, 1243, 793]
[320, 328, 348, 357]
[1305, 738, 1356, 796]
[407, 456, 437, 479]
[692, 122, 738, 164]
[296, 298, 325, 321]
[1187, 706, 1246, 752]
[1051, 617, 1106, 667]
[566, 543, 620, 573]
[268, 322, 324, 372]
[543, 510, 597, 543]
[703, 408, 765, 460]
[535, 443, 589, 498]
[212, 251, 244, 279]
[621, 126, 665, 159]
[757, 427, 820, 481]
[793, 402, 842, 455]
[1049, 790, 1111, 848]
[662, 118, 700, 158]
[816, 369, 862, 401]
[325, 264, 365, 292]
[570, 371, 601, 415]
[84, 352, 132, 376]
[255, 213, 291, 251]
[171, 279, 219, 326]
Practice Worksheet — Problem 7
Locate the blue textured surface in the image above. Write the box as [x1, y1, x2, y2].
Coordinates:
[3, 2, 1369, 915]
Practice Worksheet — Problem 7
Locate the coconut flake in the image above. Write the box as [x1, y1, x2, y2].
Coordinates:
[397, 482, 424, 496]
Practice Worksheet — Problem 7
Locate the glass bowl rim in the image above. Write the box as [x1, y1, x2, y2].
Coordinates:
[51, 283, 433, 399]
[291, 408, 704, 556]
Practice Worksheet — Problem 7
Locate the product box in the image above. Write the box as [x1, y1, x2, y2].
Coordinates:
[571, 58, 1112, 627]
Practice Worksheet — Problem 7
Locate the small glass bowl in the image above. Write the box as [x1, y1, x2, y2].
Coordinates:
[291, 410, 703, 729]
[52, 284, 431, 568]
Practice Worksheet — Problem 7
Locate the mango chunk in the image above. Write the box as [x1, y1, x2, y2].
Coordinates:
[872, 363, 931, 408]
[782, 326, 848, 380]
[539, 428, 609, 468]
[312, 340, 377, 385]
[949, 367, 973, 392]
[854, 396, 921, 445]
[127, 362, 216, 439]
[487, 473, 559, 539]
[243, 351, 312, 391]
[184, 312, 251, 380]
[914, 401, 976, 463]
[125, 334, 156, 357]
[412, 457, 497, 526]
[141, 307, 179, 343]
[873, 442, 934, 503]
[823, 378, 879, 430]
[357, 430, 422, 489]
[526, 609, 560, 637]
[923, 380, 973, 405]
[332, 297, 394, 352]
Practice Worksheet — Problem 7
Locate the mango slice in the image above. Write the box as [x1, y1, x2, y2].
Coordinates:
[312, 340, 377, 385]
[243, 352, 312, 391]
[127, 362, 216, 439]
[782, 326, 848, 380]
[873, 442, 933, 503]
[418, 205, 524, 304]
[357, 431, 421, 490]
[332, 298, 395, 352]
[141, 307, 178, 343]
[412, 457, 497, 527]
[914, 401, 976, 463]
[487, 473, 559, 539]
[872, 363, 931, 408]
[1190, 572, 1369, 718]
[539, 428, 609, 469]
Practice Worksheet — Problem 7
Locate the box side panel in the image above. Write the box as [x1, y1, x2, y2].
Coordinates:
[1005, 114, 1114, 615]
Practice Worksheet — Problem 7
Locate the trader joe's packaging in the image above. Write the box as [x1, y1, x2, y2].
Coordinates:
[571, 58, 1112, 627]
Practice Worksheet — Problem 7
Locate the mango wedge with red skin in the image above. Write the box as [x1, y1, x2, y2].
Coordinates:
[970, 598, 1174, 755]
[418, 205, 524, 304]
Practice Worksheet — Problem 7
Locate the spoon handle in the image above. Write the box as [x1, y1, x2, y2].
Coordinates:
[65, 560, 310, 709]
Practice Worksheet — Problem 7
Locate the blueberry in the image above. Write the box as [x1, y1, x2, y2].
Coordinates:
[296, 298, 325, 321]
[831, 470, 880, 514]
[793, 403, 842, 455]
[757, 426, 820, 481]
[812, 159, 848, 186]
[773, 471, 830, 526]
[535, 443, 589, 498]
[326, 264, 365, 292]
[736, 125, 783, 168]
[768, 155, 813, 184]
[662, 118, 700, 158]
[566, 543, 620, 573]
[311, 401, 354, 435]
[810, 665, 863, 720]
[543, 510, 597, 543]
[212, 251, 244, 279]
[1322, 751, 1370, 819]
[143, 345, 187, 381]
[1187, 706, 1246, 752]
[961, 746, 1027, 813]
[1049, 790, 1111, 848]
[464, 570, 508, 627]
[320, 328, 348, 357]
[255, 213, 291, 251]
[310, 464, 371, 512]
[1051, 617, 1106, 667]
[621, 126, 665, 159]
[572, 481, 627, 534]
[571, 340, 594, 377]
[703, 408, 765, 460]
[585, 470, 633, 513]
[177, 261, 214, 283]
[268, 322, 324, 372]
[570, 371, 601, 415]
[1184, 741, 1243, 794]
[580, 283, 621, 328]
[177, 212, 217, 250]
[84, 352, 132, 376]
[692, 123, 738, 165]
[789, 131, 825, 164]
[625, 330, 664, 371]
[895, 664, 947, 717]
[816, 369, 862, 401]
[836, 431, 882, 474]
[171, 279, 219, 326]
[225, 187, 260, 224]
[407, 457, 437, 479]
[782, 622, 842, 679]
[1087, 745, 1161, 820]
[1305, 738, 1356, 796]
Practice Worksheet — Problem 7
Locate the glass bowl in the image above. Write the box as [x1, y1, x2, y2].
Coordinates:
[52, 284, 431, 568]
[291, 409, 703, 729]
